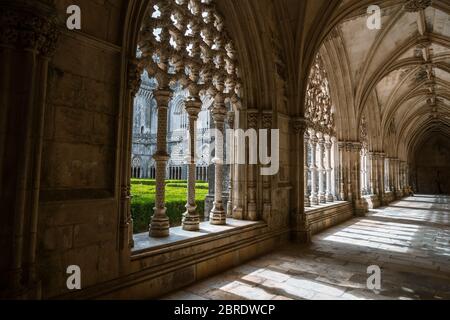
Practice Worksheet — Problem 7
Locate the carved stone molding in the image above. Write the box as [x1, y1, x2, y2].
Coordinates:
[128, 58, 144, 97]
[0, 2, 59, 56]
[262, 112, 272, 130]
[247, 110, 258, 129]
[292, 117, 309, 135]
[305, 54, 335, 135]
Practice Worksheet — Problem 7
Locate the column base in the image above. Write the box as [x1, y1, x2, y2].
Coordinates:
[226, 201, 233, 218]
[310, 195, 319, 206]
[319, 193, 326, 204]
[210, 205, 226, 225]
[291, 229, 312, 244]
[304, 197, 311, 208]
[149, 213, 170, 238]
[247, 203, 257, 221]
[354, 198, 369, 217]
[182, 211, 200, 231]
[291, 211, 311, 243]
[232, 206, 244, 220]
[364, 194, 380, 209]
[326, 194, 334, 202]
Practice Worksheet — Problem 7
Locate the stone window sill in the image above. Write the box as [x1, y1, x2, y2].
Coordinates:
[131, 219, 265, 257]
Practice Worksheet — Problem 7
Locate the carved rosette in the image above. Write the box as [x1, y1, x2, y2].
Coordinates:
[0, 5, 59, 57]
[404, 0, 432, 12]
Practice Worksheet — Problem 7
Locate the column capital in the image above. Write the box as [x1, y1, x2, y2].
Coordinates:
[226, 111, 235, 128]
[0, 1, 60, 56]
[185, 96, 202, 118]
[291, 117, 309, 135]
[128, 58, 145, 97]
[247, 109, 258, 129]
[153, 89, 172, 107]
[262, 110, 273, 129]
[212, 102, 227, 123]
[310, 135, 319, 144]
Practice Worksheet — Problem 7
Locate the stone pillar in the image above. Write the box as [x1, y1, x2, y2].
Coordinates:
[247, 110, 258, 221]
[291, 118, 311, 243]
[369, 153, 377, 196]
[304, 130, 311, 207]
[352, 143, 368, 216]
[346, 143, 353, 201]
[210, 95, 227, 225]
[317, 133, 326, 204]
[262, 111, 273, 219]
[387, 158, 394, 192]
[182, 97, 201, 231]
[226, 111, 235, 218]
[325, 136, 334, 202]
[309, 130, 319, 205]
[0, 0, 59, 297]
[150, 90, 172, 237]
[338, 142, 346, 201]
[379, 153, 387, 205]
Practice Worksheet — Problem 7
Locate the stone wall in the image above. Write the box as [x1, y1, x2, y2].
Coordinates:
[414, 135, 450, 195]
[36, 0, 126, 299]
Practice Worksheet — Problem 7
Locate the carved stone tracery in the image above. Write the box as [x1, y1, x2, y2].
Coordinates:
[305, 54, 335, 135]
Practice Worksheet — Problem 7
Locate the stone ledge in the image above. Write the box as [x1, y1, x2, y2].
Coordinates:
[132, 219, 266, 257]
[305, 201, 354, 235]
[53, 220, 288, 300]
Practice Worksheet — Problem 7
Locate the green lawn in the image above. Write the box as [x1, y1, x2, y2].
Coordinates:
[131, 179, 209, 233]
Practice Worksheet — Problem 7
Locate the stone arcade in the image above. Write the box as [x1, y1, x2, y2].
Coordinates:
[1, 0, 450, 300]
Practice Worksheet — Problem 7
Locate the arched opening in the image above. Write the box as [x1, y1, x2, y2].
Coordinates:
[129, 0, 242, 238]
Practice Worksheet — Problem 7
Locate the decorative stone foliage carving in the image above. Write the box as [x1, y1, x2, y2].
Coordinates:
[0, 5, 59, 56]
[128, 58, 145, 97]
[138, 0, 241, 99]
[305, 54, 335, 135]
[404, 0, 432, 12]
[360, 115, 368, 148]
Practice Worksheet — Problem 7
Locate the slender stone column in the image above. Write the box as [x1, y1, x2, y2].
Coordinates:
[325, 136, 334, 202]
[317, 133, 326, 203]
[292, 117, 311, 243]
[337, 142, 346, 200]
[309, 131, 319, 205]
[210, 95, 227, 225]
[0, 1, 59, 296]
[304, 130, 311, 207]
[182, 97, 201, 231]
[262, 111, 273, 219]
[346, 143, 353, 201]
[379, 153, 387, 204]
[247, 110, 258, 220]
[150, 90, 172, 237]
[226, 111, 235, 218]
[331, 137, 338, 200]
[369, 153, 376, 196]
[360, 151, 366, 195]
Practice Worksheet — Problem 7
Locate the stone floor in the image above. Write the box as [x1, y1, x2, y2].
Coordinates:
[163, 195, 450, 300]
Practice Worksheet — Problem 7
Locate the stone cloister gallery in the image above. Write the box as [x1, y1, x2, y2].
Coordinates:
[1, 0, 450, 300]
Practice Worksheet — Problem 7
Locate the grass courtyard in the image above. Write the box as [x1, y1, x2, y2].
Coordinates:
[131, 179, 209, 233]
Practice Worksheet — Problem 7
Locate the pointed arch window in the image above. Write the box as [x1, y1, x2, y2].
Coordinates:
[304, 54, 337, 207]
